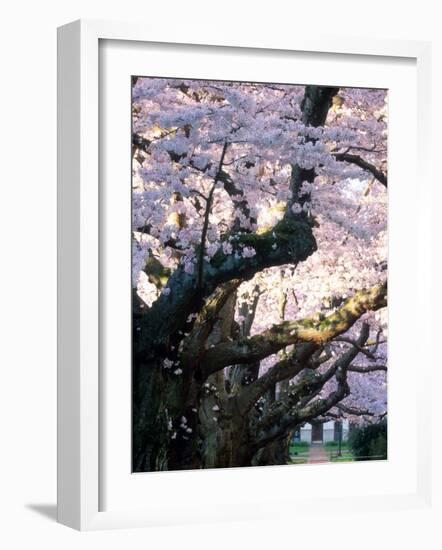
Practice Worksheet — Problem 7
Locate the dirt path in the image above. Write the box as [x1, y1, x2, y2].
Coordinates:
[307, 444, 329, 464]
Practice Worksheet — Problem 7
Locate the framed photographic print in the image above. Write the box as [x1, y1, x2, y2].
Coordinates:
[57, 19, 432, 530]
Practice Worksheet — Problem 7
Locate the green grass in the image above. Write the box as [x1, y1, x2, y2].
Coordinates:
[324, 441, 349, 449]
[330, 450, 354, 462]
[289, 442, 309, 453]
[289, 442, 310, 464]
[328, 448, 354, 462]
[323, 441, 354, 462]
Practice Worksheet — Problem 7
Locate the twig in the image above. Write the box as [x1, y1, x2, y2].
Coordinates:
[337, 403, 374, 416]
[196, 141, 229, 288]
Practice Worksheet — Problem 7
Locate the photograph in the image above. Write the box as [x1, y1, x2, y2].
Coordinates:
[131, 77, 388, 472]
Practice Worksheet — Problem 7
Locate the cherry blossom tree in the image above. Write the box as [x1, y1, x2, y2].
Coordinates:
[131, 77, 388, 471]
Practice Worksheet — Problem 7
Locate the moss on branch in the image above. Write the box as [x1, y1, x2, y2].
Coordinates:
[202, 282, 387, 376]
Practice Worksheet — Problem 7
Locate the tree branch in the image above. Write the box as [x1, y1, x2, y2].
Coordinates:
[253, 324, 370, 449]
[202, 282, 386, 376]
[136, 215, 317, 356]
[196, 141, 229, 288]
[180, 279, 241, 369]
[132, 132, 256, 229]
[236, 343, 317, 414]
[288, 86, 339, 211]
[255, 367, 350, 451]
[336, 403, 374, 416]
[333, 152, 387, 187]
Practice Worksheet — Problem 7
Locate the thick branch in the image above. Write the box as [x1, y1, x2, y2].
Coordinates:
[288, 86, 339, 209]
[255, 368, 350, 451]
[300, 86, 340, 127]
[236, 343, 317, 414]
[254, 324, 370, 449]
[136, 216, 317, 356]
[202, 282, 387, 375]
[180, 279, 241, 369]
[337, 403, 374, 416]
[296, 370, 350, 423]
[228, 285, 262, 394]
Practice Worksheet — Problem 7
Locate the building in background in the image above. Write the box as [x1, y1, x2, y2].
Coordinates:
[295, 420, 350, 444]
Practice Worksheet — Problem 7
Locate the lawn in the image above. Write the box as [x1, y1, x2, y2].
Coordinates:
[324, 441, 355, 462]
[289, 442, 310, 464]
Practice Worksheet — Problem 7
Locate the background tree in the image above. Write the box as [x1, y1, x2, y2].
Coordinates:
[131, 78, 388, 471]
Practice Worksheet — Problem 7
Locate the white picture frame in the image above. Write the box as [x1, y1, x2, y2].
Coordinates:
[57, 19, 433, 531]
